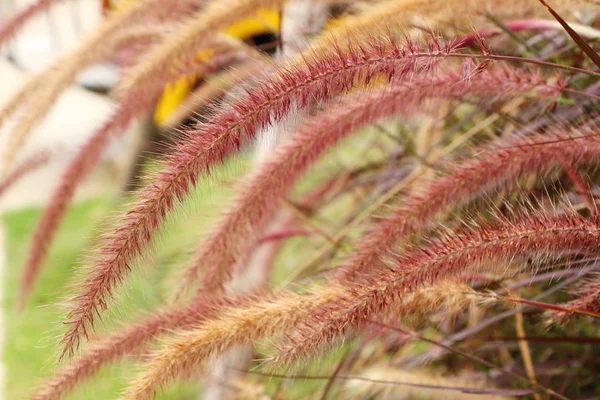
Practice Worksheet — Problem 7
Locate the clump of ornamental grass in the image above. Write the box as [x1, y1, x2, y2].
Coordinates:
[549, 274, 600, 323]
[123, 210, 598, 398]
[180, 65, 565, 296]
[1, 0, 600, 399]
[60, 32, 466, 357]
[31, 280, 480, 400]
[19, 41, 267, 309]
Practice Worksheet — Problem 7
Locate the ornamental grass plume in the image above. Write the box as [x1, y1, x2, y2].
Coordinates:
[4, 0, 600, 398]
[125, 210, 600, 398]
[182, 65, 564, 294]
[18, 95, 152, 311]
[0, 150, 51, 198]
[60, 33, 462, 358]
[29, 294, 251, 400]
[118, 281, 482, 399]
[276, 210, 600, 363]
[30, 169, 334, 400]
[19, 41, 264, 310]
[200, 4, 329, 395]
[335, 126, 600, 284]
[551, 275, 600, 322]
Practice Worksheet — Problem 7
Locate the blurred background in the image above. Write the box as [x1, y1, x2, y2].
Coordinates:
[2, 1, 600, 399]
[0, 0, 142, 211]
[0, 1, 144, 397]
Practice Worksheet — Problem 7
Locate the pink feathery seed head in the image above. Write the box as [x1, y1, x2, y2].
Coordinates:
[60, 34, 465, 357]
[278, 211, 600, 362]
[123, 289, 327, 398]
[18, 91, 158, 313]
[336, 127, 600, 284]
[23, 45, 246, 318]
[185, 65, 564, 295]
[124, 211, 600, 395]
[31, 294, 242, 400]
[551, 275, 600, 323]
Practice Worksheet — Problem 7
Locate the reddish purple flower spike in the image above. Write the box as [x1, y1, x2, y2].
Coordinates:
[335, 127, 600, 285]
[32, 303, 209, 400]
[19, 45, 250, 312]
[31, 292, 259, 400]
[553, 276, 600, 322]
[278, 211, 600, 362]
[18, 95, 146, 312]
[59, 35, 463, 358]
[181, 66, 562, 296]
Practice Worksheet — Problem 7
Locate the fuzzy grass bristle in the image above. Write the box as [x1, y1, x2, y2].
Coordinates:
[181, 65, 563, 295]
[19, 41, 257, 310]
[59, 33, 464, 358]
[4, 0, 600, 397]
[551, 275, 600, 322]
[336, 127, 600, 284]
[0, 150, 51, 198]
[125, 210, 600, 397]
[29, 293, 249, 400]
